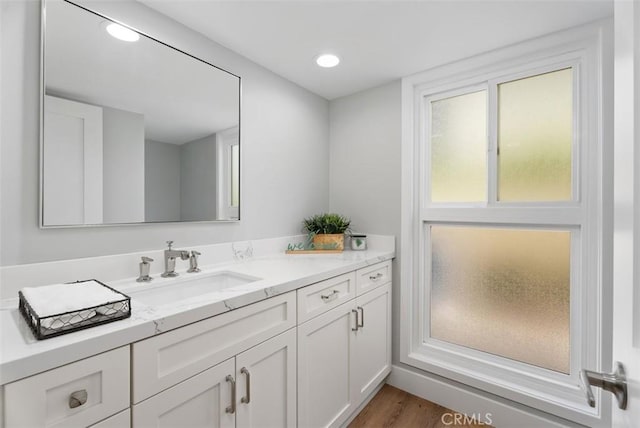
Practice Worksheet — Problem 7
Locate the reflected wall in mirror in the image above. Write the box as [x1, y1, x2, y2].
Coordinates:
[41, 0, 241, 227]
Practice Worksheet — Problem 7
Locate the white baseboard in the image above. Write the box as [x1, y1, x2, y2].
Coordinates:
[387, 365, 585, 428]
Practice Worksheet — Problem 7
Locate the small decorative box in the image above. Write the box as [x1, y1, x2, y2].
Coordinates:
[350, 234, 367, 251]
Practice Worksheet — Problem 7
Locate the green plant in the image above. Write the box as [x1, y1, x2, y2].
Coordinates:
[302, 213, 351, 235]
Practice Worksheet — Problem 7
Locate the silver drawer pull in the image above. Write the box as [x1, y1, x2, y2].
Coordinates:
[225, 375, 236, 414]
[321, 290, 339, 302]
[369, 272, 383, 281]
[68, 389, 88, 409]
[240, 367, 251, 404]
[352, 309, 359, 331]
[357, 306, 364, 328]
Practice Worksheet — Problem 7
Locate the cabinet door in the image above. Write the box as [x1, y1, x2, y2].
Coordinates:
[297, 302, 357, 428]
[133, 358, 235, 428]
[89, 409, 130, 428]
[352, 283, 392, 403]
[235, 329, 296, 428]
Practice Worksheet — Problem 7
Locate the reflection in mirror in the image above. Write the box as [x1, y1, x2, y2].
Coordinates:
[41, 0, 241, 227]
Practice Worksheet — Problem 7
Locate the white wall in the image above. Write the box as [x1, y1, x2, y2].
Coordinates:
[180, 135, 217, 221]
[0, 0, 329, 265]
[329, 81, 401, 236]
[103, 106, 145, 224]
[144, 140, 181, 222]
[328, 80, 402, 361]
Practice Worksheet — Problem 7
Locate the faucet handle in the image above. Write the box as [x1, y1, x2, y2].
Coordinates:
[137, 256, 154, 282]
[187, 250, 201, 273]
[166, 240, 174, 250]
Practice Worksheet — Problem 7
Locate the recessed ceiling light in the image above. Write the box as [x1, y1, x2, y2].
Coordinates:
[316, 54, 340, 68]
[105, 22, 140, 42]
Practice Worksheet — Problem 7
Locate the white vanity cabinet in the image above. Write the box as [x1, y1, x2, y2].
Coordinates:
[3, 346, 130, 428]
[131, 292, 297, 428]
[297, 261, 392, 428]
[1, 257, 394, 428]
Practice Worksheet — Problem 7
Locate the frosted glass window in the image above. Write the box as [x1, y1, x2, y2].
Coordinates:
[430, 91, 487, 202]
[498, 68, 573, 201]
[430, 226, 570, 373]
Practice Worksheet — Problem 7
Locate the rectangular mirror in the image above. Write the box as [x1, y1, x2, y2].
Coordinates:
[41, 0, 241, 227]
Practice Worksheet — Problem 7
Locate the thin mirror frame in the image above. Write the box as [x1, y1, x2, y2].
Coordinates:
[39, 0, 242, 228]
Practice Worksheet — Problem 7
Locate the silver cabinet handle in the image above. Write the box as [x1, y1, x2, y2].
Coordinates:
[580, 362, 627, 409]
[240, 367, 251, 404]
[321, 290, 339, 302]
[369, 272, 383, 281]
[225, 375, 236, 414]
[352, 309, 359, 331]
[68, 389, 88, 409]
[357, 306, 364, 328]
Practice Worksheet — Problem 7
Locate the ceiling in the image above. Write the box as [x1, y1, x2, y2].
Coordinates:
[46, 0, 239, 144]
[141, 0, 613, 100]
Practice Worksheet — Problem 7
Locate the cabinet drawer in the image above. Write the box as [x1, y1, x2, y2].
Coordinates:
[132, 291, 295, 403]
[4, 346, 129, 428]
[356, 261, 392, 295]
[297, 272, 356, 323]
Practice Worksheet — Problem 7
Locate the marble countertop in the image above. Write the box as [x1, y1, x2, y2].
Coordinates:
[0, 248, 394, 385]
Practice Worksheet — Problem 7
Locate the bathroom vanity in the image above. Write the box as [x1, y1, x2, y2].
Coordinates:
[0, 238, 393, 428]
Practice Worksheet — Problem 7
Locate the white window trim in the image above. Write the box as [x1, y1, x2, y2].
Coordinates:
[216, 126, 240, 220]
[400, 21, 612, 427]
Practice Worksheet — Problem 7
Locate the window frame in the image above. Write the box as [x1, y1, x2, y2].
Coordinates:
[400, 23, 610, 426]
[216, 126, 240, 220]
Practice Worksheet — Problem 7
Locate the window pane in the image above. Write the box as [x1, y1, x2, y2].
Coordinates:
[498, 68, 573, 201]
[430, 226, 570, 373]
[430, 91, 487, 202]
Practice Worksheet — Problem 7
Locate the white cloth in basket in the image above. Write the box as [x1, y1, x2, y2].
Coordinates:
[20, 280, 123, 318]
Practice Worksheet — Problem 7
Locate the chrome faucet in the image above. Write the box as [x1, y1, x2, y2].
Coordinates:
[161, 241, 190, 278]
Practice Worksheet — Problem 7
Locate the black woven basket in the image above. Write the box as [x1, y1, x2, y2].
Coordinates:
[18, 279, 131, 340]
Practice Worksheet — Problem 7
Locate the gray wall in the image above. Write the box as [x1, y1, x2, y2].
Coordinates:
[103, 106, 145, 224]
[328, 80, 402, 362]
[180, 135, 217, 221]
[144, 140, 181, 222]
[0, 0, 329, 265]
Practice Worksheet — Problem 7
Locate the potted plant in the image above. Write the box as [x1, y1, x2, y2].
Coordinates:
[302, 213, 351, 251]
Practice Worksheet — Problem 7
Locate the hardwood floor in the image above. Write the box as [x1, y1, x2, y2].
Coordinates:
[349, 385, 491, 428]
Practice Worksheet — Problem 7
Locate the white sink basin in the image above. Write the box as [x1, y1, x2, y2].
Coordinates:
[129, 271, 261, 306]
